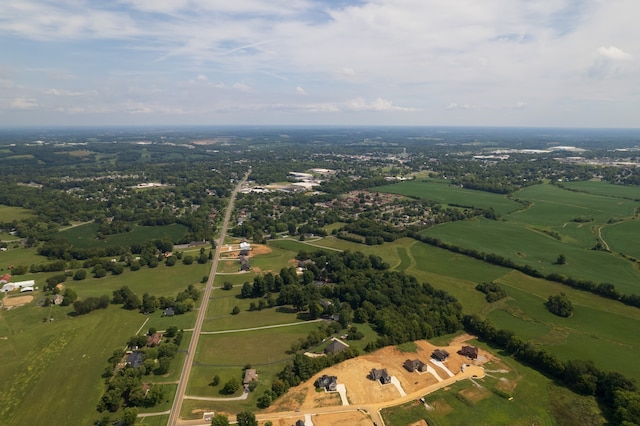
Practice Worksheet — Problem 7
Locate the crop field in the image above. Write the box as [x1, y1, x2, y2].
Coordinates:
[562, 180, 640, 199]
[58, 222, 188, 248]
[422, 217, 640, 294]
[510, 184, 637, 225]
[373, 180, 524, 216]
[601, 220, 640, 259]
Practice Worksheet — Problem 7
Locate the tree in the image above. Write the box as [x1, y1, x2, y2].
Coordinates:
[211, 414, 230, 426]
[73, 269, 87, 280]
[222, 281, 233, 290]
[556, 254, 567, 265]
[121, 407, 138, 426]
[182, 255, 194, 265]
[211, 374, 220, 386]
[231, 306, 240, 315]
[222, 377, 240, 394]
[545, 293, 574, 317]
[236, 410, 257, 426]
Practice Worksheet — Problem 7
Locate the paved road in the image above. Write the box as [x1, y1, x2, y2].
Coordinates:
[175, 365, 485, 426]
[166, 170, 250, 426]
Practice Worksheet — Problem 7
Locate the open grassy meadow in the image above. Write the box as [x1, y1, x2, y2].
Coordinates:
[562, 180, 640, 200]
[373, 180, 524, 216]
[601, 220, 640, 259]
[58, 222, 189, 248]
[0, 204, 34, 222]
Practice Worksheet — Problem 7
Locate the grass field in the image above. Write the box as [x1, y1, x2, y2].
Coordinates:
[58, 222, 188, 248]
[373, 180, 524, 216]
[601, 220, 640, 259]
[0, 204, 34, 222]
[562, 181, 640, 200]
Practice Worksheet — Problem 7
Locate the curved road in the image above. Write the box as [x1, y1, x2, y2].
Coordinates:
[167, 170, 250, 426]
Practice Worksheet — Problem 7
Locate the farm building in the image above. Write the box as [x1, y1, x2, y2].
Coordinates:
[458, 345, 479, 359]
[0, 274, 11, 284]
[369, 368, 392, 384]
[324, 337, 349, 355]
[243, 369, 258, 386]
[1, 279, 35, 293]
[315, 374, 338, 391]
[403, 359, 428, 373]
[431, 349, 449, 362]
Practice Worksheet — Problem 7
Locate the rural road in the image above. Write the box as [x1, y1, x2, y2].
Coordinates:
[175, 364, 485, 426]
[166, 169, 250, 426]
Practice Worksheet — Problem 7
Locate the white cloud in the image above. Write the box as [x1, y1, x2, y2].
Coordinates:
[295, 86, 306, 95]
[596, 46, 632, 61]
[347, 97, 419, 112]
[45, 88, 88, 96]
[232, 83, 250, 92]
[9, 97, 38, 109]
[196, 74, 208, 81]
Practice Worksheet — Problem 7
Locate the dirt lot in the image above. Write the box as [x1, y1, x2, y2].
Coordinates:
[261, 411, 371, 426]
[219, 243, 272, 259]
[2, 295, 33, 307]
[268, 334, 488, 412]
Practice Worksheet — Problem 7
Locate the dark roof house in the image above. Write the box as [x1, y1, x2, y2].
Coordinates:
[431, 349, 449, 362]
[243, 369, 258, 386]
[324, 338, 349, 355]
[163, 307, 175, 317]
[369, 368, 392, 384]
[404, 359, 428, 372]
[458, 346, 479, 359]
[314, 374, 338, 391]
[126, 352, 144, 368]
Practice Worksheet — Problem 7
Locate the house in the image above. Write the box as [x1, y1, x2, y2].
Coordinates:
[239, 256, 250, 271]
[147, 333, 162, 347]
[239, 241, 251, 256]
[243, 369, 258, 386]
[369, 368, 392, 384]
[51, 294, 64, 305]
[0, 274, 11, 284]
[295, 420, 305, 426]
[404, 359, 428, 373]
[126, 352, 144, 368]
[324, 337, 349, 355]
[163, 307, 175, 317]
[458, 346, 479, 359]
[431, 349, 449, 362]
[314, 374, 338, 391]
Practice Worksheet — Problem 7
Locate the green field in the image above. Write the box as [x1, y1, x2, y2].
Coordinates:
[601, 220, 640, 259]
[0, 204, 34, 222]
[59, 222, 189, 248]
[373, 180, 524, 216]
[562, 180, 640, 200]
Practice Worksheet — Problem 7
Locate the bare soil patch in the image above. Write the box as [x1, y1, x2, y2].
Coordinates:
[429, 398, 453, 415]
[2, 295, 33, 307]
[459, 385, 491, 404]
[496, 377, 519, 394]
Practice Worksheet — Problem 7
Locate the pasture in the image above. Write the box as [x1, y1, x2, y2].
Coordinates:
[0, 204, 34, 222]
[373, 180, 524, 216]
[601, 220, 640, 259]
[58, 222, 188, 248]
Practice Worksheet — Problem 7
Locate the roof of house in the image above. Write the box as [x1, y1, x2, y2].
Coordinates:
[404, 359, 426, 371]
[163, 307, 175, 316]
[431, 349, 449, 361]
[324, 337, 349, 354]
[243, 368, 258, 385]
[459, 346, 479, 358]
[126, 352, 144, 368]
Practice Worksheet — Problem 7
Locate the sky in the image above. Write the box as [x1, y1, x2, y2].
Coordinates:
[0, 0, 638, 128]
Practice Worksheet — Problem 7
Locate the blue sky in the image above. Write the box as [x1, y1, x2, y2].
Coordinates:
[0, 0, 637, 127]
